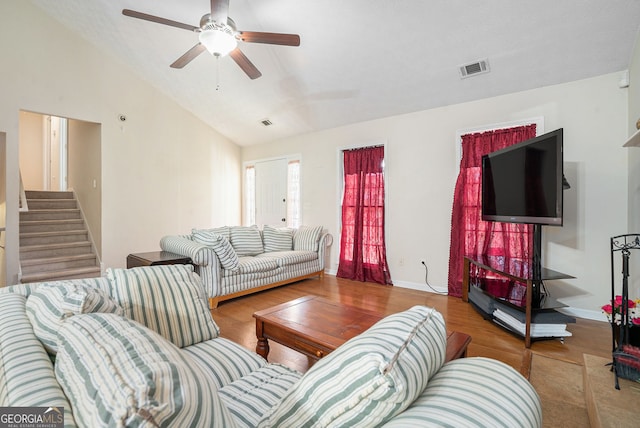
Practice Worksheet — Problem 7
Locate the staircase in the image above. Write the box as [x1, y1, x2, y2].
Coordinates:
[19, 190, 101, 283]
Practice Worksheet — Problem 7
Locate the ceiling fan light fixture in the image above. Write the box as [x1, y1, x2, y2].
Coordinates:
[122, 6, 300, 78]
[198, 22, 237, 57]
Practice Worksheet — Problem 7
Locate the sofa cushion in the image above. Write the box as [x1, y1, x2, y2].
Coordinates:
[25, 281, 123, 355]
[225, 257, 280, 275]
[380, 357, 542, 428]
[258, 306, 447, 428]
[107, 265, 220, 347]
[192, 229, 240, 270]
[55, 313, 237, 428]
[256, 250, 318, 267]
[230, 226, 264, 256]
[219, 364, 302, 428]
[293, 225, 323, 251]
[183, 337, 268, 389]
[263, 225, 294, 252]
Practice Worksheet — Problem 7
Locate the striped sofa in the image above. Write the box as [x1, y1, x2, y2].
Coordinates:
[160, 225, 332, 308]
[0, 265, 542, 427]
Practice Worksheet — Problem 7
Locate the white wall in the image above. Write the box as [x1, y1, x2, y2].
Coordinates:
[243, 72, 629, 319]
[68, 119, 102, 257]
[18, 111, 45, 190]
[0, 2, 242, 284]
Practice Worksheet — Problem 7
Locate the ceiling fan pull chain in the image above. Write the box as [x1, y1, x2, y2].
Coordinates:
[216, 56, 221, 91]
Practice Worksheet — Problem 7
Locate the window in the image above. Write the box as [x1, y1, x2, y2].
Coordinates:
[287, 160, 301, 228]
[447, 125, 536, 296]
[244, 165, 256, 225]
[337, 145, 391, 285]
[244, 157, 300, 228]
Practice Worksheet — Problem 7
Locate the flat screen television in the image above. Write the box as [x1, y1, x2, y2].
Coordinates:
[481, 128, 563, 226]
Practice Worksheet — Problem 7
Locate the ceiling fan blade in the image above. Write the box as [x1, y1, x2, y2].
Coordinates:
[170, 44, 207, 69]
[122, 9, 198, 31]
[237, 31, 300, 46]
[229, 48, 262, 79]
[210, 0, 230, 22]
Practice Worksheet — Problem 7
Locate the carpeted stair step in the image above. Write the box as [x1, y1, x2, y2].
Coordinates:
[20, 253, 98, 274]
[25, 198, 77, 210]
[25, 190, 74, 200]
[20, 209, 81, 222]
[20, 219, 86, 234]
[20, 190, 101, 283]
[20, 241, 93, 260]
[20, 266, 102, 284]
[20, 229, 88, 246]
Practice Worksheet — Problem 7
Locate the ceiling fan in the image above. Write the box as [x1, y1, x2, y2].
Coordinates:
[122, 0, 300, 79]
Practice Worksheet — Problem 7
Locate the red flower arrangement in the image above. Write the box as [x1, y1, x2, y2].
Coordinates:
[602, 295, 640, 326]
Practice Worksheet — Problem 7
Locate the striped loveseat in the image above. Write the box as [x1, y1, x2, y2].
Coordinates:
[160, 225, 332, 308]
[0, 264, 542, 427]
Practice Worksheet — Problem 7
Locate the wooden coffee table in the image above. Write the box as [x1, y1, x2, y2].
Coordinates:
[253, 295, 471, 363]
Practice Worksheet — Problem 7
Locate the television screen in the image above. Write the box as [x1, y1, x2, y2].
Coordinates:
[481, 128, 563, 226]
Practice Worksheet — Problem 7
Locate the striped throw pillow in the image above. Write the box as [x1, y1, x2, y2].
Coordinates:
[293, 225, 323, 251]
[262, 225, 294, 252]
[25, 281, 123, 355]
[192, 230, 239, 270]
[258, 306, 447, 428]
[230, 226, 264, 256]
[192, 226, 231, 241]
[107, 265, 220, 347]
[55, 313, 237, 428]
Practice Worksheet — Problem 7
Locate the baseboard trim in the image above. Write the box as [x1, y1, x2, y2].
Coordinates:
[392, 280, 448, 294]
[556, 306, 607, 323]
[325, 271, 447, 294]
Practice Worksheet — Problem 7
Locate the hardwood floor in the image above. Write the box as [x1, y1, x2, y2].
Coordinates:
[210, 275, 611, 377]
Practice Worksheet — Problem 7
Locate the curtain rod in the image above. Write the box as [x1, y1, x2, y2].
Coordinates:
[343, 144, 384, 153]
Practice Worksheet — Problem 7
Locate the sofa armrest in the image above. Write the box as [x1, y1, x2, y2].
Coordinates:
[160, 235, 209, 265]
[317, 232, 333, 270]
[160, 235, 222, 298]
[0, 293, 77, 427]
[380, 357, 542, 428]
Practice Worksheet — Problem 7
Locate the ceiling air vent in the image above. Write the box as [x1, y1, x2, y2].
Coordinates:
[459, 59, 490, 79]
[260, 119, 273, 127]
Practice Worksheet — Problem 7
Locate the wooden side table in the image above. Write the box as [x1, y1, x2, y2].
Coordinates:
[126, 251, 192, 269]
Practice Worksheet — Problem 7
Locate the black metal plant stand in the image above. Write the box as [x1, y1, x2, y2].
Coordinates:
[610, 234, 640, 389]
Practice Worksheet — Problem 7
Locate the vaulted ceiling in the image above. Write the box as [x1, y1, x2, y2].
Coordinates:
[32, 0, 640, 146]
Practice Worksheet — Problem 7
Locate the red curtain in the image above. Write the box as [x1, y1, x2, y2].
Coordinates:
[447, 125, 537, 297]
[337, 146, 392, 285]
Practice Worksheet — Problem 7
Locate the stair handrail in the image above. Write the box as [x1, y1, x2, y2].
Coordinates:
[17, 173, 25, 282]
[19, 170, 28, 212]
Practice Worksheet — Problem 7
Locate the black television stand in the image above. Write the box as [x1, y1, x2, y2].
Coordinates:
[462, 250, 574, 348]
[532, 223, 544, 308]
